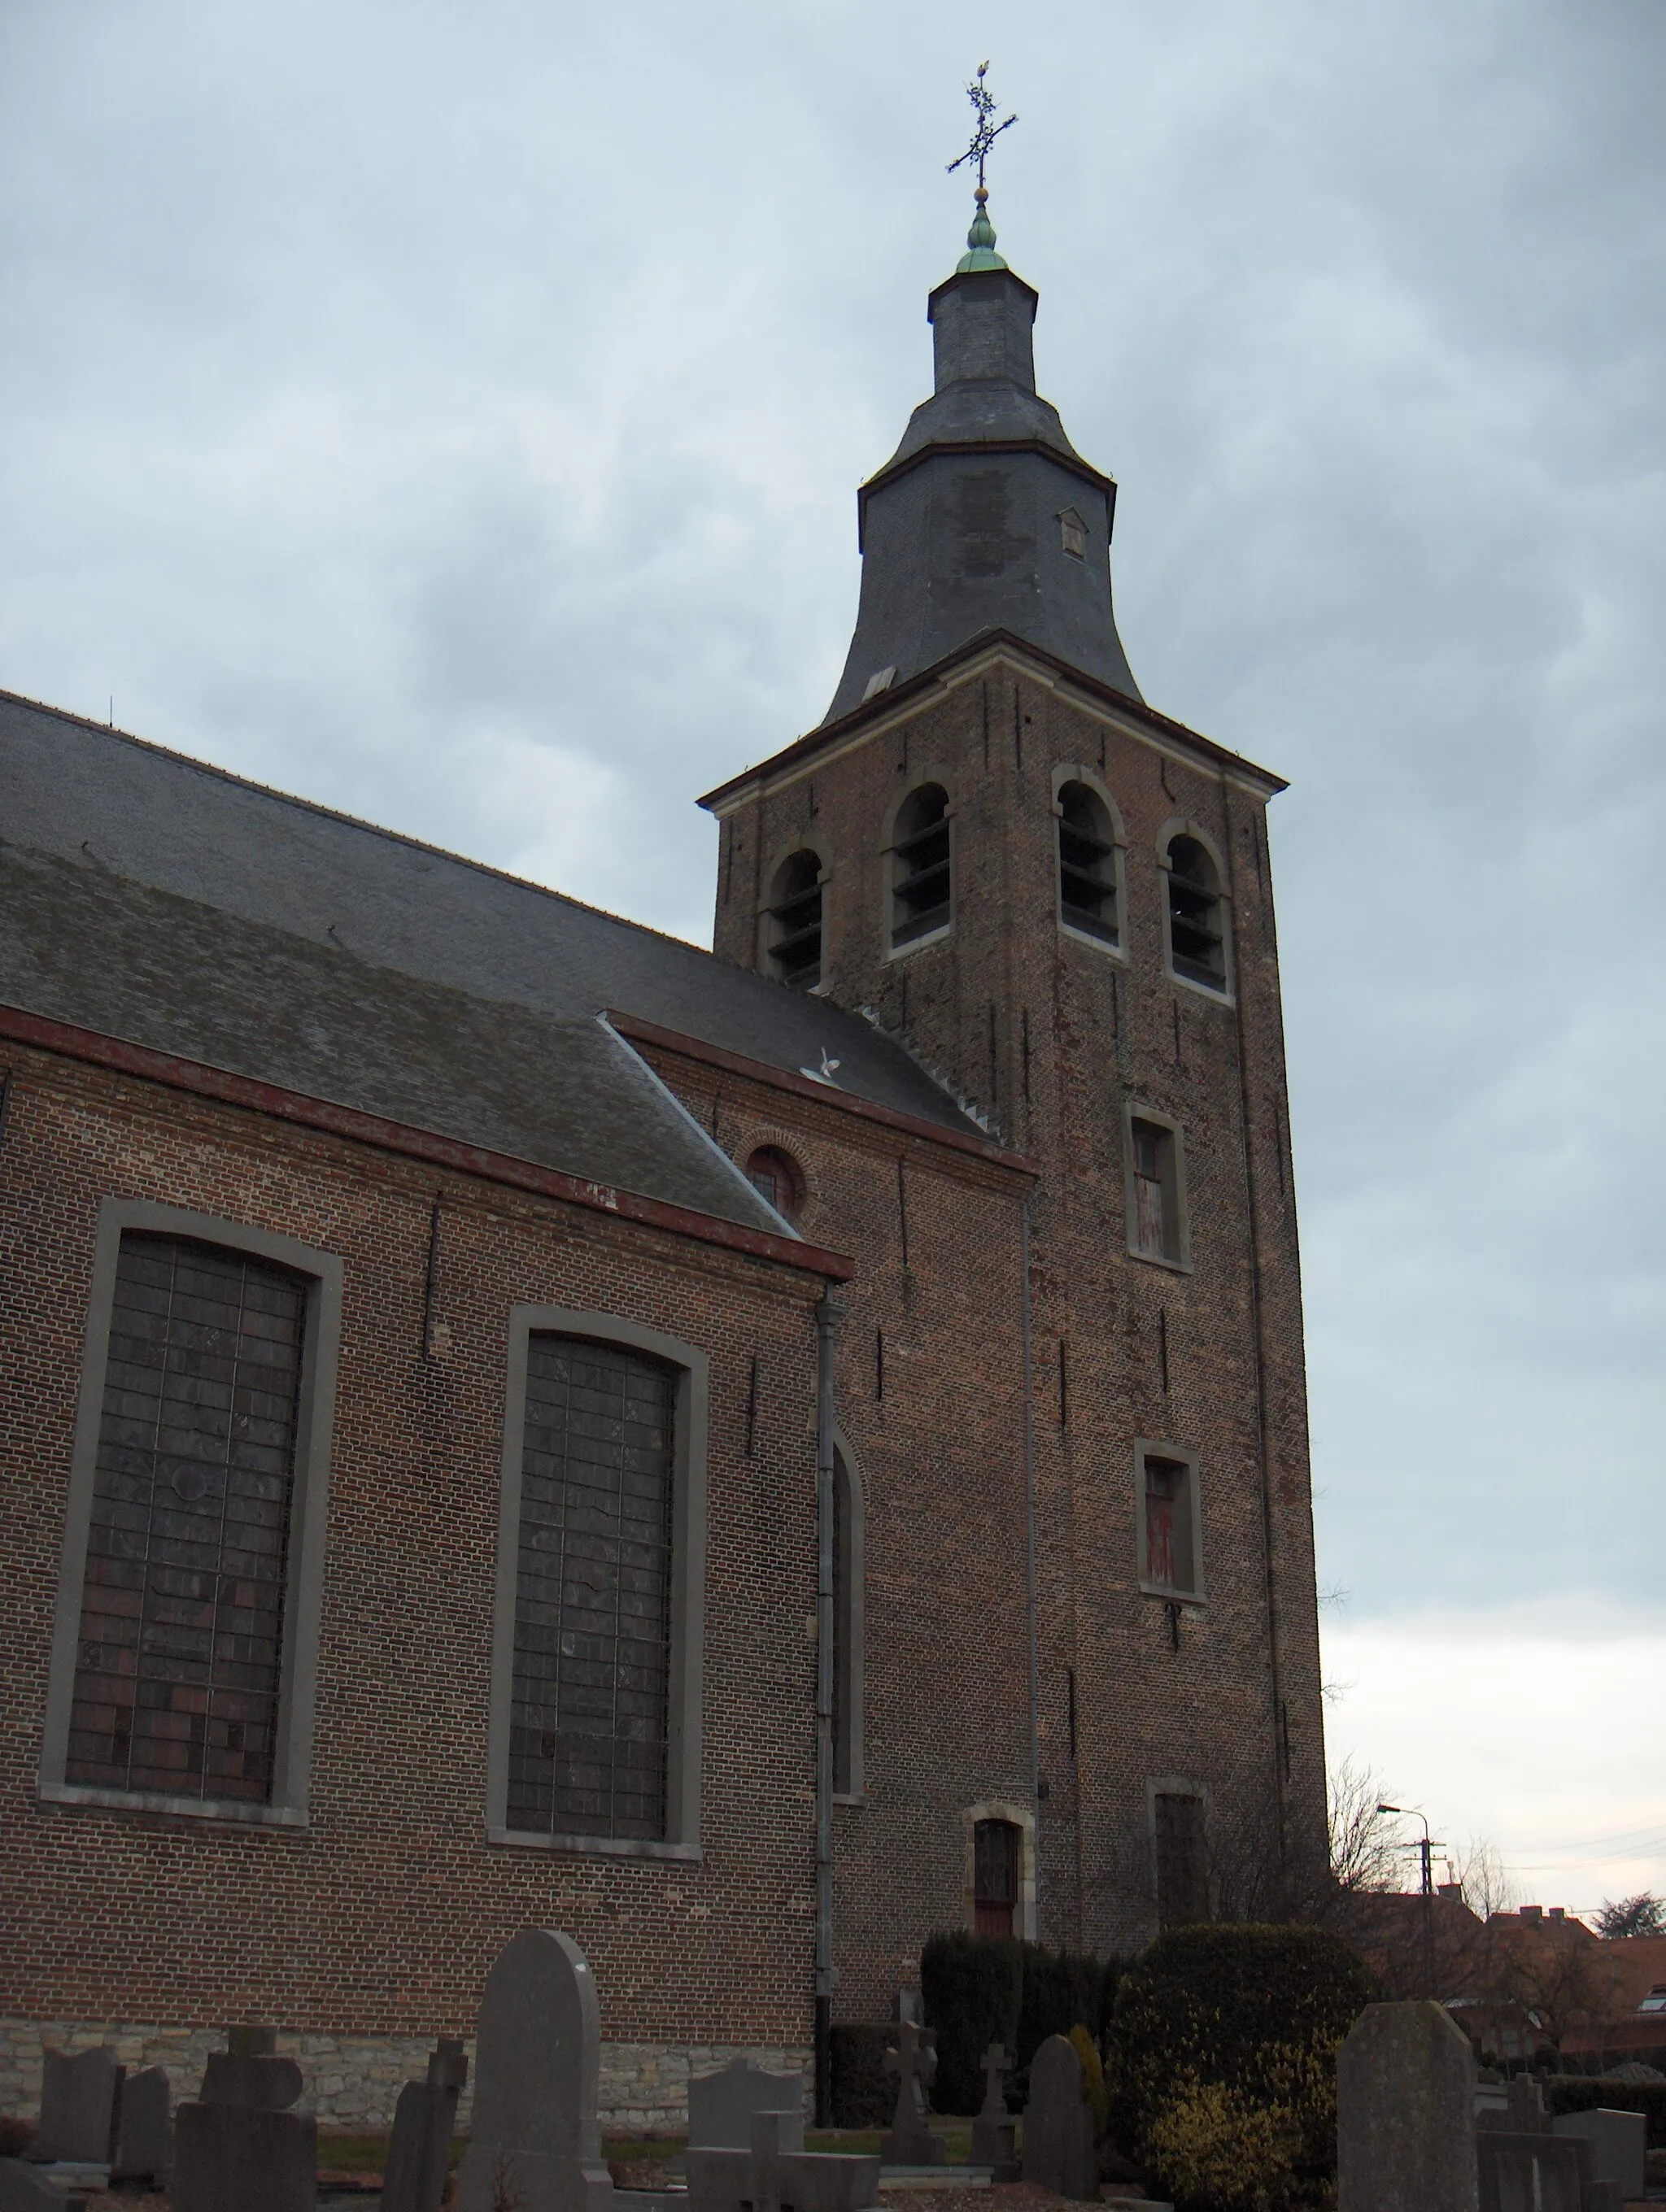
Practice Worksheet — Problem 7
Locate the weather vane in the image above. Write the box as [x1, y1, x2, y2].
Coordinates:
[946, 62, 1017, 199]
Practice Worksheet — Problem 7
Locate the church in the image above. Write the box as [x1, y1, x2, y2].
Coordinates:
[0, 184, 1327, 2127]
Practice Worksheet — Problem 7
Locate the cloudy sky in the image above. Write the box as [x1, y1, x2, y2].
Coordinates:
[3, 0, 1662, 1912]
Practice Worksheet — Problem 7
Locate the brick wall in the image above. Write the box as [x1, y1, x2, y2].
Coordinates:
[0, 1043, 829, 2053]
[709, 645, 1329, 1958]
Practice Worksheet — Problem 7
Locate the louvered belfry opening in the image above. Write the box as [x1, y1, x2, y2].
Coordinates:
[768, 851, 823, 990]
[1057, 780, 1119, 943]
[509, 1336, 676, 1841]
[890, 784, 952, 947]
[1166, 834, 1228, 990]
[67, 1233, 306, 1805]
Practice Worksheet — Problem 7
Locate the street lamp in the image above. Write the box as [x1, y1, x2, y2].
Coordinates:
[1378, 1805, 1445, 1995]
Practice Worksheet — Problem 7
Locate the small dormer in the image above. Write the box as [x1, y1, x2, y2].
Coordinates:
[1058, 507, 1088, 560]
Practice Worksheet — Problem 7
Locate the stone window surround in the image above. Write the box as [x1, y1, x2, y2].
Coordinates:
[1133, 1436, 1207, 1606]
[831, 1429, 866, 1805]
[959, 1799, 1038, 1941]
[486, 1305, 709, 1863]
[881, 772, 957, 962]
[1155, 815, 1236, 1007]
[1122, 1100, 1193, 1274]
[1145, 1774, 1213, 1920]
[37, 1196, 343, 1831]
[1051, 762, 1128, 960]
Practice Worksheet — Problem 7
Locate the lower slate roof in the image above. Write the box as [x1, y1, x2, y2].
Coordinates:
[0, 690, 986, 1232]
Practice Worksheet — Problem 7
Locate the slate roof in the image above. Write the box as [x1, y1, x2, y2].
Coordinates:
[0, 689, 985, 1234]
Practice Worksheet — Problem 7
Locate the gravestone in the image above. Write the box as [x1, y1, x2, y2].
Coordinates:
[1022, 2035, 1097, 2201]
[0, 2161, 90, 2210]
[686, 2107, 882, 2212]
[1337, 2001, 1477, 2212]
[381, 2039, 468, 2212]
[1553, 2110, 1646, 2206]
[172, 2024, 316, 2212]
[111, 2065, 172, 2187]
[454, 1928, 617, 2212]
[969, 2044, 1018, 2180]
[33, 2048, 123, 2163]
[879, 2018, 943, 2166]
[688, 2058, 803, 2151]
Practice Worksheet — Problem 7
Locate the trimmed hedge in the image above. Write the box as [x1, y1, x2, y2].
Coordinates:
[921, 1932, 1128, 2114]
[830, 2024, 895, 2128]
[1541, 2078, 1666, 2149]
[1106, 1923, 1376, 2206]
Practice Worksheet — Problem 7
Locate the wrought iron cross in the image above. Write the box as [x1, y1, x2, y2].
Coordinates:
[946, 62, 1017, 194]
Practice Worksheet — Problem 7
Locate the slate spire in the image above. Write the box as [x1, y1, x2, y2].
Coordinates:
[822, 210, 1141, 724]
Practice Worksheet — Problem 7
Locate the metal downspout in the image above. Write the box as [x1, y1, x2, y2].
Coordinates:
[1021, 1198, 1043, 1937]
[813, 1288, 842, 2125]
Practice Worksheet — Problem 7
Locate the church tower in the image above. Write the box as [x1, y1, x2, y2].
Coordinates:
[701, 187, 1327, 1963]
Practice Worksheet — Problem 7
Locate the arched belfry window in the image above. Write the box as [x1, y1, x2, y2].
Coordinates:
[890, 784, 952, 949]
[767, 851, 823, 991]
[1164, 833, 1229, 993]
[1057, 781, 1120, 945]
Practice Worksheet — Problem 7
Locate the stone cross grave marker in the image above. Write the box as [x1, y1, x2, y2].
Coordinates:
[455, 1927, 617, 2212]
[172, 2023, 316, 2212]
[1337, 2001, 1480, 2212]
[381, 2038, 468, 2212]
[111, 2065, 172, 2188]
[879, 2017, 944, 2166]
[687, 2107, 882, 2212]
[970, 2044, 1018, 2179]
[33, 2047, 124, 2164]
[688, 2058, 804, 2151]
[1022, 2034, 1097, 2201]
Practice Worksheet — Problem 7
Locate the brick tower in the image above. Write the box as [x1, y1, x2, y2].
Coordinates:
[702, 197, 1327, 1957]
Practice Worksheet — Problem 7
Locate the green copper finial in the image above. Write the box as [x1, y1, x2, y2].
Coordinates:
[947, 63, 1016, 271]
[957, 185, 1008, 272]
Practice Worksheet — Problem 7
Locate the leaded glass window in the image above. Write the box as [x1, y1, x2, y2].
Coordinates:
[508, 1336, 675, 1840]
[66, 1234, 305, 1804]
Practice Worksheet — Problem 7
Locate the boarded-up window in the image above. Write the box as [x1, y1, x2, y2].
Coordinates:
[975, 1817, 1021, 1937]
[66, 1234, 305, 1804]
[1132, 1121, 1168, 1256]
[1142, 1452, 1199, 1596]
[1154, 1791, 1208, 1927]
[508, 1337, 675, 1840]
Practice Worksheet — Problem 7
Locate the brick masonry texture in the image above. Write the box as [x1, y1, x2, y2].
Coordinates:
[0, 634, 1328, 2081]
[0, 1045, 831, 2056]
[708, 645, 1329, 1968]
[0, 2019, 809, 2133]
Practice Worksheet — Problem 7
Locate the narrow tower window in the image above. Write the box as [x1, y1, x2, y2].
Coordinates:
[767, 851, 823, 990]
[1127, 1114, 1187, 1266]
[1154, 1791, 1209, 1927]
[1137, 1443, 1203, 1600]
[1164, 834, 1228, 993]
[1058, 507, 1088, 560]
[1057, 781, 1119, 944]
[744, 1145, 804, 1224]
[973, 1816, 1022, 1936]
[890, 784, 953, 948]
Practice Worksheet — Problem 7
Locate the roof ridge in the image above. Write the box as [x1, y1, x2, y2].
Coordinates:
[0, 682, 742, 972]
